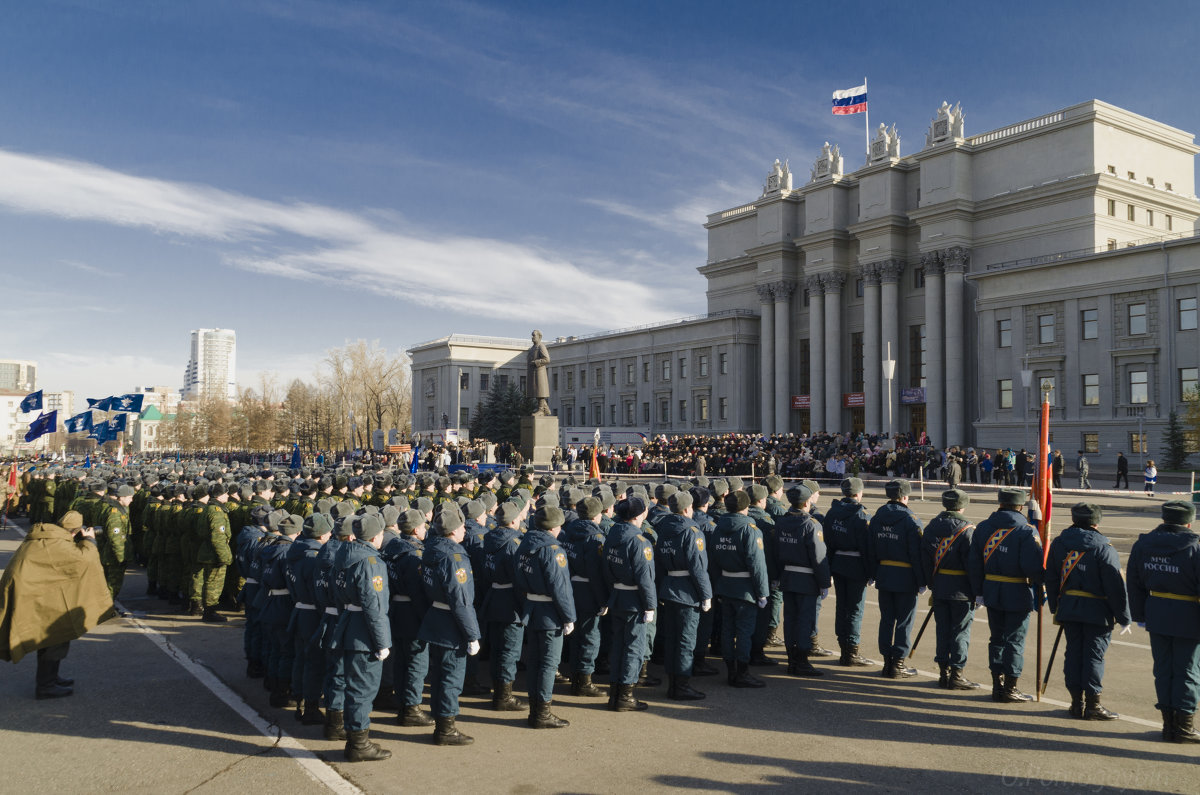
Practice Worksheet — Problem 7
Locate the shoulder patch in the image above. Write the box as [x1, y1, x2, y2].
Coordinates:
[643, 545, 653, 562]
[368, 556, 377, 564]
[372, 575, 383, 592]
[555, 552, 567, 568]
[414, 550, 422, 558]
[455, 567, 468, 584]
[756, 537, 764, 549]
[696, 538, 705, 552]
[453, 553, 462, 561]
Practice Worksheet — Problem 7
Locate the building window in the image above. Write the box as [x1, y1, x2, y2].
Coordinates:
[1179, 297, 1197, 330]
[479, 373, 490, 392]
[578, 406, 585, 424]
[1082, 374, 1100, 406]
[680, 358, 688, 379]
[998, 379, 1013, 409]
[1127, 171, 1136, 181]
[1130, 432, 1147, 455]
[660, 399, 670, 424]
[460, 407, 470, 427]
[679, 399, 688, 422]
[997, 318, 1012, 348]
[519, 375, 527, 393]
[580, 369, 586, 388]
[909, 324, 926, 387]
[642, 402, 650, 423]
[1181, 368, 1199, 401]
[719, 352, 728, 374]
[594, 404, 602, 425]
[552, 372, 558, 391]
[802, 289, 810, 307]
[594, 367, 602, 386]
[1130, 370, 1149, 404]
[565, 371, 573, 391]
[1081, 309, 1098, 340]
[498, 374, 509, 390]
[1127, 204, 1136, 222]
[626, 363, 635, 384]
[1147, 176, 1155, 187]
[643, 361, 650, 383]
[460, 372, 470, 390]
[855, 278, 864, 298]
[1166, 182, 1174, 191]
[662, 359, 671, 381]
[1107, 238, 1117, 251]
[610, 404, 616, 425]
[1167, 214, 1173, 231]
[1129, 303, 1147, 335]
[609, 367, 616, 386]
[624, 401, 634, 424]
[1147, 209, 1155, 227]
[565, 406, 573, 425]
[719, 397, 728, 421]
[698, 354, 709, 377]
[914, 267, 925, 289]
[1038, 314, 1055, 344]
[1106, 165, 1116, 175]
[698, 396, 709, 421]
[1082, 432, 1100, 453]
[850, 331, 864, 392]
[1107, 199, 1116, 216]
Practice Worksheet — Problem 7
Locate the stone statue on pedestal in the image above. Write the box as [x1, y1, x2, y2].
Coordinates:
[527, 329, 551, 416]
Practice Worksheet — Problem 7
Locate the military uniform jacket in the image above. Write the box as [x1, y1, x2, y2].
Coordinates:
[602, 520, 657, 614]
[822, 498, 871, 580]
[418, 535, 480, 649]
[920, 511, 975, 601]
[654, 514, 712, 607]
[482, 525, 524, 624]
[285, 536, 323, 607]
[1126, 523, 1200, 639]
[1046, 525, 1131, 628]
[711, 513, 769, 603]
[195, 503, 233, 567]
[647, 504, 671, 530]
[562, 518, 608, 618]
[967, 509, 1045, 612]
[99, 500, 129, 567]
[255, 538, 295, 626]
[515, 529, 577, 630]
[867, 502, 925, 592]
[748, 506, 779, 580]
[236, 526, 267, 580]
[314, 538, 344, 616]
[766, 496, 788, 519]
[775, 510, 831, 595]
[461, 517, 489, 605]
[330, 541, 391, 653]
[382, 534, 427, 638]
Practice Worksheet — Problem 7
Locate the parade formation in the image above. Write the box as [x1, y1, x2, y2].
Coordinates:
[5, 454, 1200, 764]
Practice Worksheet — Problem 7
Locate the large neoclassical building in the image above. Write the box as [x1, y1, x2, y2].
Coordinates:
[410, 99, 1200, 458]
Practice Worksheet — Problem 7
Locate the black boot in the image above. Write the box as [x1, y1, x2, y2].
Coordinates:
[433, 716, 474, 746]
[570, 673, 604, 697]
[300, 700, 325, 725]
[399, 705, 435, 727]
[671, 675, 706, 700]
[637, 662, 661, 686]
[790, 650, 822, 678]
[528, 699, 569, 728]
[724, 659, 737, 686]
[938, 664, 949, 688]
[324, 709, 347, 741]
[1174, 711, 1200, 743]
[666, 674, 677, 699]
[1068, 689, 1084, 719]
[947, 667, 980, 690]
[1084, 692, 1118, 721]
[886, 657, 916, 679]
[990, 672, 1004, 701]
[998, 674, 1032, 703]
[269, 683, 294, 709]
[809, 635, 836, 658]
[1161, 708, 1176, 742]
[839, 643, 874, 667]
[491, 680, 526, 712]
[187, 599, 203, 617]
[35, 657, 72, 700]
[692, 658, 720, 676]
[344, 729, 391, 762]
[748, 646, 778, 666]
[730, 661, 766, 688]
[202, 605, 226, 623]
[610, 683, 648, 712]
[881, 656, 894, 678]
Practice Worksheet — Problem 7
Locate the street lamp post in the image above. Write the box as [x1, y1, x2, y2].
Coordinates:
[1020, 357, 1033, 452]
[882, 341, 896, 444]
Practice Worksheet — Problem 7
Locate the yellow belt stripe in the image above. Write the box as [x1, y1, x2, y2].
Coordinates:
[986, 574, 1029, 584]
[1150, 590, 1200, 603]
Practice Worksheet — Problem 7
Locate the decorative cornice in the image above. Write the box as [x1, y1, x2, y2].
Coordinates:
[756, 284, 775, 303]
[877, 259, 906, 284]
[804, 275, 825, 296]
[920, 250, 945, 276]
[822, 272, 847, 292]
[858, 262, 881, 285]
[942, 246, 971, 273]
[770, 280, 796, 301]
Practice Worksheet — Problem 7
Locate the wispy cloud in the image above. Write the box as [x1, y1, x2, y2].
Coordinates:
[0, 148, 690, 327]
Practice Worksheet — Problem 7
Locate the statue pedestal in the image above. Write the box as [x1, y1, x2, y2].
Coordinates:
[520, 415, 558, 466]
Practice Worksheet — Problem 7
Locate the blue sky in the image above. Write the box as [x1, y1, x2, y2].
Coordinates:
[1, 0, 1198, 401]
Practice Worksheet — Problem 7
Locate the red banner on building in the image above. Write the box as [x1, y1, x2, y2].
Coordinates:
[842, 392, 865, 408]
[791, 395, 810, 409]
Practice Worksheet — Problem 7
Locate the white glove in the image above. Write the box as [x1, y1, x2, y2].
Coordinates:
[820, 588, 829, 600]
[1119, 624, 1132, 636]
[918, 586, 928, 595]
[641, 610, 655, 624]
[1028, 498, 1043, 522]
[467, 639, 481, 656]
[701, 599, 711, 612]
[975, 595, 985, 607]
[563, 622, 575, 636]
[756, 597, 767, 609]
[598, 606, 609, 617]
[374, 648, 390, 662]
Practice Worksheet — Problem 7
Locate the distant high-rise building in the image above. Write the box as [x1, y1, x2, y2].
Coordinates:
[132, 385, 181, 416]
[45, 390, 74, 417]
[182, 329, 237, 401]
[0, 359, 37, 392]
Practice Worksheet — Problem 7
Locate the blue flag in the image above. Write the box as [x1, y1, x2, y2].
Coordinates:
[291, 444, 301, 469]
[83, 454, 92, 469]
[409, 445, 421, 474]
[113, 393, 144, 413]
[19, 390, 43, 413]
[65, 411, 94, 434]
[24, 411, 57, 442]
[109, 413, 128, 432]
[89, 420, 117, 444]
[88, 396, 116, 411]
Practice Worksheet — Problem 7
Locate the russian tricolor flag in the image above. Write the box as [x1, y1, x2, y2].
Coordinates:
[832, 83, 867, 115]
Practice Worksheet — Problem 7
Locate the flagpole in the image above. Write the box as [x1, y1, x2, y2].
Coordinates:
[1033, 382, 1052, 702]
[863, 76, 870, 166]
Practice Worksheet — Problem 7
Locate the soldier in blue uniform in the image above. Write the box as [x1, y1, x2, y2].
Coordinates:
[800, 479, 835, 658]
[775, 484, 830, 677]
[654, 489, 713, 700]
[823, 478, 874, 667]
[967, 488, 1045, 703]
[562, 495, 609, 697]
[868, 479, 925, 679]
[1126, 500, 1200, 742]
[257, 513, 302, 708]
[289, 512, 332, 724]
[315, 509, 355, 741]
[515, 505, 577, 728]
[712, 490, 770, 688]
[746, 484, 780, 667]
[1046, 502, 1131, 720]
[919, 489, 980, 690]
[482, 500, 527, 712]
[384, 508, 434, 727]
[328, 513, 392, 762]
[459, 498, 491, 699]
[687, 487, 720, 677]
[418, 506, 482, 746]
[602, 496, 656, 711]
[237, 505, 272, 678]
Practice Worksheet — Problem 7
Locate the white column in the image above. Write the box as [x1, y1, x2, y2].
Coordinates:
[773, 281, 795, 435]
[824, 271, 846, 434]
[758, 284, 775, 435]
[806, 275, 825, 432]
[923, 252, 945, 447]
[862, 264, 882, 435]
[943, 247, 970, 447]
[879, 260, 905, 439]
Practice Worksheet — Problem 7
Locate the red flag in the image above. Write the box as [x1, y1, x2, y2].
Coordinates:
[589, 445, 601, 481]
[5, 462, 16, 509]
[1035, 393, 1052, 563]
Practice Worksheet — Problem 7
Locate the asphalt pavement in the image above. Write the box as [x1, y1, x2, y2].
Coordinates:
[2, 486, 1198, 794]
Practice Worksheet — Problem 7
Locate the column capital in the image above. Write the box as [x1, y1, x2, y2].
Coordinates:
[920, 250, 945, 277]
[756, 284, 775, 303]
[805, 274, 825, 296]
[770, 280, 796, 301]
[941, 246, 971, 273]
[858, 262, 881, 285]
[877, 258, 906, 284]
[822, 271, 847, 292]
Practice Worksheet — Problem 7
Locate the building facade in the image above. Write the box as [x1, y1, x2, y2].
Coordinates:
[0, 359, 36, 393]
[409, 99, 1200, 459]
[182, 328, 237, 401]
